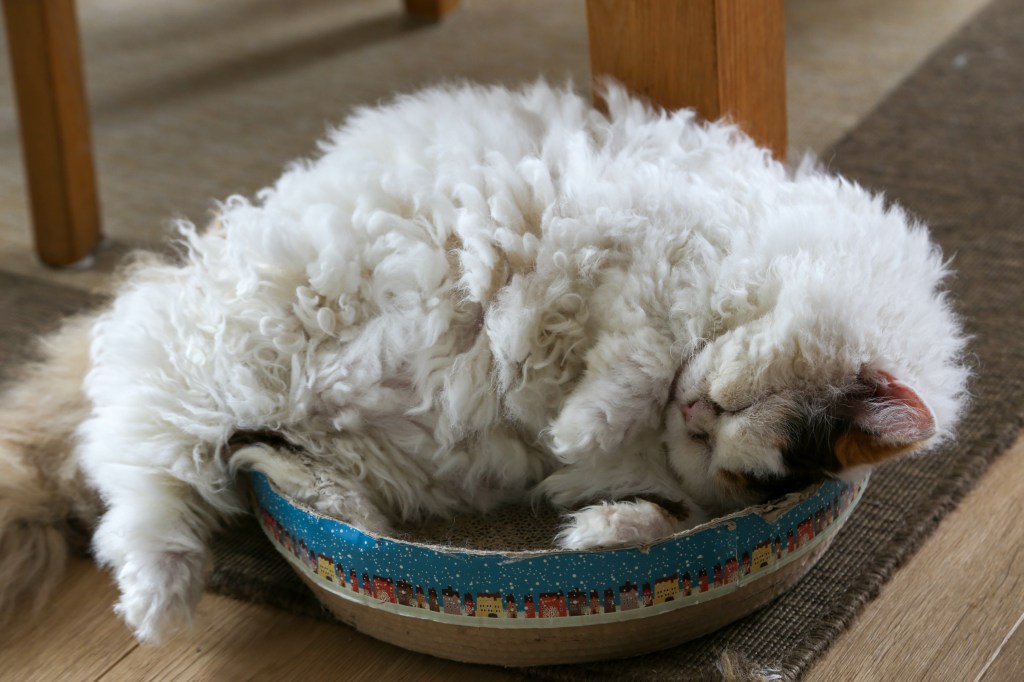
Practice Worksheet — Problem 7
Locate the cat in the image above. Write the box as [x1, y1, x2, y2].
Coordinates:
[0, 81, 968, 644]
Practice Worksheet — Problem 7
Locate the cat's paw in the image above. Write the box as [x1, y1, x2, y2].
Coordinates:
[113, 549, 207, 644]
[555, 500, 682, 549]
[548, 402, 622, 462]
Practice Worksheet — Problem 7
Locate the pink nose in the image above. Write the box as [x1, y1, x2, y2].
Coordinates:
[681, 399, 719, 423]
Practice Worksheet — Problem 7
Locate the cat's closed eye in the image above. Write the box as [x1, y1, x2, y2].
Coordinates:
[690, 431, 711, 446]
[707, 396, 756, 416]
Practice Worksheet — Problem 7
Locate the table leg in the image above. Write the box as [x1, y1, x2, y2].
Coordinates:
[586, 0, 787, 159]
[404, 0, 461, 22]
[3, 0, 101, 267]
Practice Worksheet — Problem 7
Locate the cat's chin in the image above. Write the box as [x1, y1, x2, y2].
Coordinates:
[661, 440, 762, 518]
[661, 415, 716, 503]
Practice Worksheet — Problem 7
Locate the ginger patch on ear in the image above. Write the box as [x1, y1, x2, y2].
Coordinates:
[834, 430, 919, 468]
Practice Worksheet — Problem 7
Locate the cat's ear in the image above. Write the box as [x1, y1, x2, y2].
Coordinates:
[835, 371, 936, 469]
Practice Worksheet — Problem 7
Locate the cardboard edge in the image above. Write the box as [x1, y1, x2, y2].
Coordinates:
[297, 535, 833, 667]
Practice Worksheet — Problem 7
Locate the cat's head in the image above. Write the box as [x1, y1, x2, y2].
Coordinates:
[659, 181, 970, 515]
[664, 334, 945, 515]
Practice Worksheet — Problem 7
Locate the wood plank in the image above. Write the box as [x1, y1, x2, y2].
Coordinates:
[2, 0, 101, 266]
[978, 613, 1024, 682]
[585, 0, 786, 158]
[102, 591, 523, 681]
[0, 557, 137, 682]
[806, 434, 1024, 681]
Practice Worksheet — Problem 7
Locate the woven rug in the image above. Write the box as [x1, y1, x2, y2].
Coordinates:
[0, 0, 1021, 678]
[0, 273, 101, 375]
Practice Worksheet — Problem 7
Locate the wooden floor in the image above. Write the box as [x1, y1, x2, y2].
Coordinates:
[805, 435, 1024, 682]
[1, 435, 1020, 681]
[0, 0, 1015, 679]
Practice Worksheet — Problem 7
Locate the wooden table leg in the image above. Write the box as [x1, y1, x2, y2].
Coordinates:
[3, 0, 101, 267]
[586, 0, 787, 160]
[404, 0, 460, 22]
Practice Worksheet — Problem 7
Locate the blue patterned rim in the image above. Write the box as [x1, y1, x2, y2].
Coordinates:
[248, 472, 867, 627]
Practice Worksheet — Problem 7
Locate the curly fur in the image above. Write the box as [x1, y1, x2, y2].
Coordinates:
[0, 81, 967, 643]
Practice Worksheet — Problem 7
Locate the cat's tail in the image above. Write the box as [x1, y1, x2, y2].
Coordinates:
[0, 313, 103, 631]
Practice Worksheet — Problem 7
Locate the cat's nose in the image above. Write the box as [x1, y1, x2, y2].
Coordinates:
[681, 399, 715, 424]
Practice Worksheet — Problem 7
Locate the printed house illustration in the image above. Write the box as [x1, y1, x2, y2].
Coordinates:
[316, 554, 335, 581]
[654, 575, 679, 604]
[751, 540, 773, 571]
[603, 588, 617, 612]
[396, 580, 414, 606]
[538, 592, 567, 618]
[442, 587, 461, 615]
[260, 511, 279, 542]
[619, 582, 639, 610]
[567, 589, 589, 616]
[724, 557, 739, 584]
[589, 590, 601, 615]
[475, 592, 503, 618]
[373, 576, 396, 603]
[797, 518, 815, 547]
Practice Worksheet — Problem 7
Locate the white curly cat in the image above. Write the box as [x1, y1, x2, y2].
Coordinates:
[0, 81, 967, 643]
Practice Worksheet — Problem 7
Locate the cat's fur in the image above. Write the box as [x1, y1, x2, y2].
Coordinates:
[0, 81, 967, 643]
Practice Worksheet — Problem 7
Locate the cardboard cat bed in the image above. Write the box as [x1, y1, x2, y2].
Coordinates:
[247, 472, 867, 666]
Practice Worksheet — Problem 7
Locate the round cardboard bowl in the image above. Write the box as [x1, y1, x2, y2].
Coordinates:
[248, 472, 867, 667]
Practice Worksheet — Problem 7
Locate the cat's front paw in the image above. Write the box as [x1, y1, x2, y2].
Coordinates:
[555, 500, 683, 550]
[548, 402, 620, 463]
[113, 549, 208, 644]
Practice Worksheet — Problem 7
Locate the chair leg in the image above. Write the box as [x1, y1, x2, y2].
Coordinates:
[3, 0, 101, 267]
[404, 0, 461, 22]
[586, 0, 787, 160]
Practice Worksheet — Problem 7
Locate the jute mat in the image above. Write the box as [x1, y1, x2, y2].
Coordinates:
[0, 0, 1020, 678]
[0, 273, 101, 377]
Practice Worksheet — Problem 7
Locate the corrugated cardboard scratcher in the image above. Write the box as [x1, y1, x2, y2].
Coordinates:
[247, 471, 866, 666]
